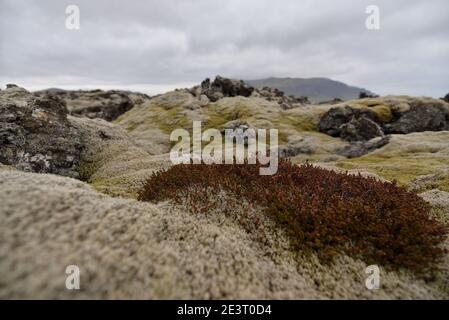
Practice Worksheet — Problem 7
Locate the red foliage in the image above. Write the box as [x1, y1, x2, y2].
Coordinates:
[139, 159, 448, 272]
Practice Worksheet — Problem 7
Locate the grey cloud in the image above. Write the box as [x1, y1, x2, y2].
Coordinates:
[0, 0, 448, 96]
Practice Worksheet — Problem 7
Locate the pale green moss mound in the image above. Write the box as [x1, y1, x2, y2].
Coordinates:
[113, 92, 449, 192]
[70, 116, 171, 199]
[114, 90, 347, 160]
[337, 131, 449, 191]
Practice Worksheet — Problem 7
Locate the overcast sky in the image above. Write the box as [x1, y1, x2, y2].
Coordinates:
[1, 0, 448, 97]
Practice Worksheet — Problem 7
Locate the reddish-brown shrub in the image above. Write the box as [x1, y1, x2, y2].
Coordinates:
[138, 159, 448, 272]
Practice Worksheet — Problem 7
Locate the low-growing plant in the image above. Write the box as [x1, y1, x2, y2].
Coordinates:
[138, 159, 448, 272]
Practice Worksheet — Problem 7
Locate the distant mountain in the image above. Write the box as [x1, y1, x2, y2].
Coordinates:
[246, 77, 375, 102]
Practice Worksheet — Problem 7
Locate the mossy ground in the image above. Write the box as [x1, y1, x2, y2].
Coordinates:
[346, 99, 394, 123]
[338, 155, 445, 186]
[115, 92, 332, 150]
[112, 93, 449, 194]
[336, 132, 449, 191]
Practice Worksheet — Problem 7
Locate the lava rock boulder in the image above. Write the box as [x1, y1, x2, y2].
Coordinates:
[200, 76, 254, 102]
[34, 89, 149, 121]
[384, 103, 449, 134]
[318, 106, 383, 141]
[0, 86, 82, 178]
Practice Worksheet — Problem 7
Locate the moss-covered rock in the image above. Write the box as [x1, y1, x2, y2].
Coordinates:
[336, 131, 449, 191]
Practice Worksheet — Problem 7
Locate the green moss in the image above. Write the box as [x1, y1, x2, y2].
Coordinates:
[126, 122, 139, 132]
[113, 105, 140, 124]
[371, 105, 394, 122]
[90, 176, 139, 199]
[276, 112, 317, 132]
[78, 161, 101, 181]
[419, 175, 449, 193]
[277, 131, 289, 146]
[149, 106, 191, 134]
[202, 103, 254, 130]
[293, 153, 339, 163]
[346, 103, 393, 123]
[337, 154, 449, 189]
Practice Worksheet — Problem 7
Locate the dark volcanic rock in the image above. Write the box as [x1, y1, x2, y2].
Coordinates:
[192, 76, 309, 109]
[442, 93, 449, 103]
[318, 98, 449, 148]
[339, 116, 384, 141]
[384, 103, 448, 134]
[359, 91, 379, 99]
[318, 106, 383, 141]
[0, 86, 82, 178]
[200, 76, 254, 102]
[72, 91, 133, 121]
[337, 136, 390, 158]
[34, 89, 148, 121]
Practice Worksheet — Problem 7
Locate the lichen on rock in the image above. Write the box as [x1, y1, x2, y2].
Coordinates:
[0, 86, 82, 178]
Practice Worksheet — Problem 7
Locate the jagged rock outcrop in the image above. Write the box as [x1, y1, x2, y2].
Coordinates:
[34, 89, 149, 121]
[318, 106, 382, 141]
[359, 92, 379, 99]
[0, 86, 82, 178]
[319, 98, 449, 142]
[384, 103, 449, 134]
[339, 116, 384, 142]
[191, 76, 254, 102]
[185, 76, 310, 109]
